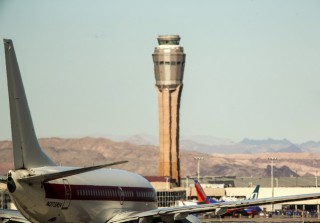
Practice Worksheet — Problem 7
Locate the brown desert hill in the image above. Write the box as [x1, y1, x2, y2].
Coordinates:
[1, 137, 320, 177]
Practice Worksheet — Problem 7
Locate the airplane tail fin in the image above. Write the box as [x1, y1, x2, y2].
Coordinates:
[194, 179, 217, 204]
[248, 185, 260, 200]
[4, 39, 56, 169]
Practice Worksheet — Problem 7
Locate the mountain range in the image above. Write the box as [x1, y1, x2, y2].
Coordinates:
[1, 136, 320, 178]
[123, 134, 320, 154]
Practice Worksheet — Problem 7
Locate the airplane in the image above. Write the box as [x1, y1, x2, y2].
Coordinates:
[1, 39, 320, 223]
[194, 179, 262, 217]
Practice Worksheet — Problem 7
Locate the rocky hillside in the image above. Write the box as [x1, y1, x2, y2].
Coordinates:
[1, 137, 320, 177]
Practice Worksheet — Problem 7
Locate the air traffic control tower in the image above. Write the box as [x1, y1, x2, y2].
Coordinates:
[152, 35, 186, 186]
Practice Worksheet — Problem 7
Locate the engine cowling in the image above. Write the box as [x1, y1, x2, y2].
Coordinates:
[178, 215, 201, 223]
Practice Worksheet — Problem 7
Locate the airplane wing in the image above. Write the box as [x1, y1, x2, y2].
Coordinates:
[108, 192, 320, 223]
[0, 209, 30, 223]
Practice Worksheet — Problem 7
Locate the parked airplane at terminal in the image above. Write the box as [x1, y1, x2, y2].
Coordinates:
[1, 39, 320, 223]
[194, 180, 262, 217]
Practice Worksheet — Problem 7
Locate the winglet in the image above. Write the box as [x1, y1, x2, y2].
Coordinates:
[4, 39, 56, 169]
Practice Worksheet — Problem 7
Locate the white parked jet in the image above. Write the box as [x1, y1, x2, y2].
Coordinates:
[1, 39, 320, 223]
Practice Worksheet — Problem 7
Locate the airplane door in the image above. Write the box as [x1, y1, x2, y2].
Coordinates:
[62, 179, 71, 209]
[118, 187, 124, 205]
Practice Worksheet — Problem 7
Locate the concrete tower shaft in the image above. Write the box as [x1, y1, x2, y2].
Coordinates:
[152, 35, 186, 186]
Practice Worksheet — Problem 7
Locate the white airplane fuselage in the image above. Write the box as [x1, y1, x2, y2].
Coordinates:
[8, 167, 157, 223]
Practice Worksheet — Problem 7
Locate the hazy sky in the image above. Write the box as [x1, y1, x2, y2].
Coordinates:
[0, 0, 320, 144]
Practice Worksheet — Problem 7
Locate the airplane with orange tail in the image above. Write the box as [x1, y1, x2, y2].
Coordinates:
[194, 179, 262, 217]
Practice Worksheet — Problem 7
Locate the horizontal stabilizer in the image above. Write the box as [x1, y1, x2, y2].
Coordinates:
[18, 161, 128, 184]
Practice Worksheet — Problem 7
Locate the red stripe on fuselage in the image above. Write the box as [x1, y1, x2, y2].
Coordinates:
[43, 183, 157, 202]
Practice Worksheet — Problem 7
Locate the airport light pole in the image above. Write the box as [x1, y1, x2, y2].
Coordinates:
[194, 157, 204, 182]
[268, 157, 277, 212]
[314, 160, 318, 188]
[186, 176, 190, 200]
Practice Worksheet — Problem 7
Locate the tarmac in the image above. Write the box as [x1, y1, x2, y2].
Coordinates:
[200, 216, 320, 223]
